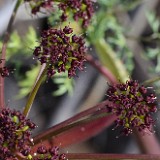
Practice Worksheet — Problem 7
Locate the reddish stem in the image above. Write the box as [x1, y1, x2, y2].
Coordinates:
[86, 55, 160, 154]
[134, 129, 160, 154]
[86, 54, 160, 153]
[0, 0, 22, 108]
[86, 54, 117, 84]
[32, 111, 117, 153]
[67, 153, 160, 160]
[33, 100, 111, 144]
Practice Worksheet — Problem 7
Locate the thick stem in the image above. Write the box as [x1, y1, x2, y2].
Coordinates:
[0, 0, 22, 108]
[33, 100, 111, 144]
[134, 129, 160, 154]
[67, 153, 160, 160]
[36, 112, 109, 142]
[23, 67, 47, 117]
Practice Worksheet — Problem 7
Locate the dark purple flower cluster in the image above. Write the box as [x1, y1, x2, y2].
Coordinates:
[24, 0, 95, 28]
[58, 0, 94, 28]
[0, 59, 12, 77]
[32, 146, 66, 160]
[0, 108, 36, 159]
[0, 66, 10, 77]
[24, 0, 53, 15]
[106, 80, 157, 136]
[33, 26, 86, 78]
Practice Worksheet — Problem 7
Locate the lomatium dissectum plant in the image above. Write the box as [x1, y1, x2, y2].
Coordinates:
[0, 0, 160, 160]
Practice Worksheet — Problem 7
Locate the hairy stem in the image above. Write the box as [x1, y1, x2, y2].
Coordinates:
[0, 0, 22, 108]
[23, 66, 47, 117]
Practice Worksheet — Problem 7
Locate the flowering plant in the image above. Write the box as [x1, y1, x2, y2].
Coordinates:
[0, 0, 160, 160]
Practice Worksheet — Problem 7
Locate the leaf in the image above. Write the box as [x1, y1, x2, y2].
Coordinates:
[2, 26, 38, 61]
[88, 10, 134, 74]
[146, 12, 160, 33]
[16, 65, 39, 99]
[147, 48, 160, 59]
[98, 0, 118, 7]
[25, 26, 39, 50]
[53, 78, 66, 84]
[52, 72, 74, 96]
[53, 85, 68, 96]
[6, 31, 22, 59]
[155, 55, 160, 73]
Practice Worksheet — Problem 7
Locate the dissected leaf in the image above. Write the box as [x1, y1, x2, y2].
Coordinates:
[147, 48, 160, 59]
[17, 65, 39, 98]
[52, 72, 74, 96]
[147, 12, 160, 33]
[88, 10, 134, 74]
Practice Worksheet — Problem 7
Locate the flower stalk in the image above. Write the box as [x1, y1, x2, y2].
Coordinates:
[86, 54, 117, 84]
[0, 0, 22, 108]
[67, 153, 160, 160]
[23, 66, 47, 117]
[33, 100, 113, 145]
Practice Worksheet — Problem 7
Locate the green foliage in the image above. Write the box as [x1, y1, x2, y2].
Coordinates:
[98, 0, 141, 10]
[17, 65, 39, 98]
[94, 38, 129, 82]
[52, 72, 74, 96]
[1, 25, 74, 98]
[88, 9, 134, 74]
[143, 12, 160, 93]
[48, 5, 62, 27]
[2, 0, 145, 99]
[17, 65, 74, 98]
[145, 12, 160, 73]
[0, 27, 38, 98]
[147, 12, 160, 33]
[147, 48, 160, 59]
[0, 26, 38, 79]
[0, 26, 38, 61]
[88, 11, 109, 42]
[97, 0, 118, 7]
[146, 47, 160, 73]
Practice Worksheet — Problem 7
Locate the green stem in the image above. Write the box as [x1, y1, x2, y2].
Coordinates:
[93, 38, 129, 82]
[23, 67, 47, 117]
[0, 0, 22, 108]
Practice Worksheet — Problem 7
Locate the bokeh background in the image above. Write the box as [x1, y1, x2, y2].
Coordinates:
[1, 0, 160, 155]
